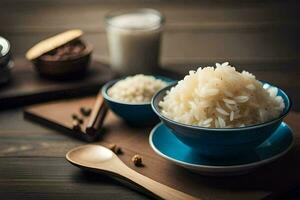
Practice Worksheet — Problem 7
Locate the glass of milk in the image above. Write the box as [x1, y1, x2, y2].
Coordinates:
[105, 9, 165, 75]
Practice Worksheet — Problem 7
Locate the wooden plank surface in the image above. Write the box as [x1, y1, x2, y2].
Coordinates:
[0, 104, 299, 200]
[0, 59, 115, 109]
[1, 0, 300, 199]
[0, 157, 153, 200]
[0, 108, 151, 200]
[19, 96, 300, 200]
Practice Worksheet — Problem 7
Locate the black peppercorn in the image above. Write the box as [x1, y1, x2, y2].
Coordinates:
[80, 107, 92, 117]
[77, 117, 84, 124]
[72, 120, 81, 131]
[71, 113, 78, 120]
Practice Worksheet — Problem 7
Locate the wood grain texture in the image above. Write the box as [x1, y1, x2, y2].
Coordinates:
[4, 28, 300, 65]
[1, 0, 299, 66]
[20, 96, 300, 200]
[0, 0, 300, 199]
[0, 157, 152, 200]
[66, 145, 199, 200]
[0, 59, 115, 109]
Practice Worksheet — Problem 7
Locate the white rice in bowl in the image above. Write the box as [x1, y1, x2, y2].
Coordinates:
[108, 74, 167, 103]
[159, 62, 285, 128]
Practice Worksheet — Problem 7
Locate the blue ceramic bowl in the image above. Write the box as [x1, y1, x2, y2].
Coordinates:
[151, 82, 292, 157]
[102, 76, 175, 126]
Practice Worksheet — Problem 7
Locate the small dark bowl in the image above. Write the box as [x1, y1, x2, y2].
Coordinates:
[0, 36, 12, 85]
[32, 43, 92, 80]
[0, 61, 13, 86]
[102, 76, 175, 126]
[152, 82, 292, 158]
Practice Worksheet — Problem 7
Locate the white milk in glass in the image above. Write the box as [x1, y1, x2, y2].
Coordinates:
[106, 9, 164, 75]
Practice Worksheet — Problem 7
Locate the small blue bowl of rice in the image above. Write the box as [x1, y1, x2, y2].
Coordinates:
[151, 63, 292, 157]
[102, 75, 175, 126]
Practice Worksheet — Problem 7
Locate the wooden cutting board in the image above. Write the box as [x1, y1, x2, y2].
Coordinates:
[24, 97, 300, 200]
[0, 58, 115, 110]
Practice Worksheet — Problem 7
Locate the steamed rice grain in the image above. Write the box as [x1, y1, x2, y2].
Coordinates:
[108, 74, 167, 103]
[159, 62, 285, 128]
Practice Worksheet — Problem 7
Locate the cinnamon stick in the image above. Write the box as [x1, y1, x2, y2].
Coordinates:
[85, 92, 108, 136]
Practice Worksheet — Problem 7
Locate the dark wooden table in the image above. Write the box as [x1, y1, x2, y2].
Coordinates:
[1, 0, 300, 199]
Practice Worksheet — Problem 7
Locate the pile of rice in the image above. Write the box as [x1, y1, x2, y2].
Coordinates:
[108, 74, 167, 103]
[159, 62, 285, 128]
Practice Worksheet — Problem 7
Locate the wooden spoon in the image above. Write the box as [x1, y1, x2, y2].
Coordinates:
[66, 144, 200, 200]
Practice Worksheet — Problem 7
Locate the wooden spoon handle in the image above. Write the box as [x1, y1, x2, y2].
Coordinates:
[115, 165, 200, 200]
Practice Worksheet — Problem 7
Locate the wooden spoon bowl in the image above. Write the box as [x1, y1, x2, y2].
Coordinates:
[66, 144, 199, 200]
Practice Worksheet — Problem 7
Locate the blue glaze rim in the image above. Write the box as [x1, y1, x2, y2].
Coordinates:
[151, 81, 292, 131]
[102, 75, 176, 106]
[149, 122, 294, 169]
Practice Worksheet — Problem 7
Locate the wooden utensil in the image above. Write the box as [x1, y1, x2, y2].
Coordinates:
[66, 144, 200, 200]
[26, 29, 83, 61]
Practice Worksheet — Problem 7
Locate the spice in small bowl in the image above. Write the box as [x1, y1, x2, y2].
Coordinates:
[26, 29, 92, 79]
[40, 40, 86, 61]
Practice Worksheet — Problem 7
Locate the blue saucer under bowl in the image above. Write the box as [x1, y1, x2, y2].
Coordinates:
[102, 76, 175, 126]
[151, 82, 292, 157]
[149, 122, 293, 176]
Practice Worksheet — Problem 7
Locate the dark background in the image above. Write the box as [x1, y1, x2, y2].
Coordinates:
[1, 0, 300, 110]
